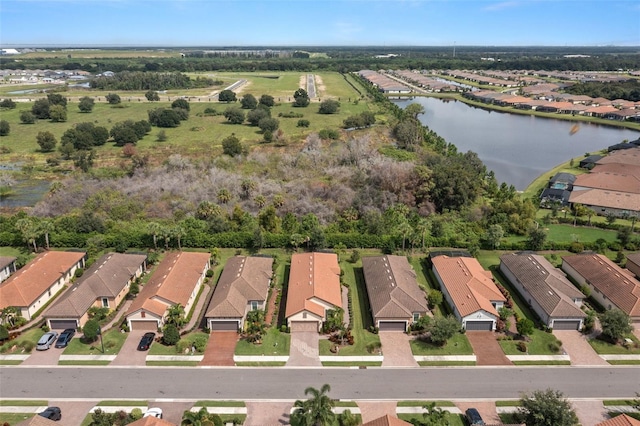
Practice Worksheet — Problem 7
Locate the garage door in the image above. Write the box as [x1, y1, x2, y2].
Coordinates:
[290, 321, 319, 332]
[552, 320, 581, 330]
[130, 320, 159, 331]
[378, 321, 406, 332]
[465, 321, 493, 331]
[49, 319, 78, 330]
[209, 320, 238, 331]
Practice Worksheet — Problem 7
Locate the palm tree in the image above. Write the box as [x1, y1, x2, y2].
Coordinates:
[166, 304, 186, 328]
[217, 188, 232, 204]
[395, 219, 413, 252]
[182, 407, 222, 426]
[39, 219, 54, 249]
[416, 218, 430, 252]
[15, 218, 38, 252]
[292, 384, 335, 426]
[172, 225, 185, 251]
[254, 195, 266, 209]
[147, 222, 161, 250]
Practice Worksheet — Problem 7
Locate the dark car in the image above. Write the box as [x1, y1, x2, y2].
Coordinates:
[137, 332, 156, 351]
[39, 406, 61, 421]
[465, 408, 485, 425]
[54, 328, 76, 348]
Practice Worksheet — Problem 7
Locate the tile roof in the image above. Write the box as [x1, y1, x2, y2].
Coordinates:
[14, 416, 61, 426]
[500, 253, 586, 319]
[0, 256, 16, 270]
[562, 253, 640, 318]
[285, 252, 342, 319]
[127, 251, 210, 317]
[206, 256, 273, 318]
[626, 252, 640, 269]
[597, 148, 640, 167]
[362, 255, 428, 320]
[362, 414, 412, 426]
[596, 414, 640, 426]
[431, 255, 505, 318]
[44, 253, 146, 318]
[592, 163, 640, 178]
[569, 189, 640, 211]
[0, 251, 86, 309]
[574, 172, 640, 194]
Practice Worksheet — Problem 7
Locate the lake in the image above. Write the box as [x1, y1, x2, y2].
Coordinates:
[394, 97, 640, 190]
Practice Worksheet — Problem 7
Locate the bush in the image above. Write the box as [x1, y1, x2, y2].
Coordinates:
[0, 120, 9, 136]
[162, 324, 180, 345]
[0, 325, 8, 342]
[318, 129, 340, 140]
[517, 341, 527, 352]
[75, 268, 84, 278]
[130, 408, 143, 420]
[297, 119, 310, 127]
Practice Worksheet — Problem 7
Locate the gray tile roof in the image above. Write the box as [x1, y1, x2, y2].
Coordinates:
[44, 253, 146, 318]
[362, 255, 428, 320]
[206, 256, 273, 319]
[0, 256, 16, 270]
[500, 253, 586, 319]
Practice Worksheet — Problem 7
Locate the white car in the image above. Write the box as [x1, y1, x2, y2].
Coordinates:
[143, 408, 163, 419]
[36, 331, 59, 351]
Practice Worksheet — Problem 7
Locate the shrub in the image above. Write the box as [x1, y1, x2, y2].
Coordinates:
[162, 324, 180, 345]
[130, 408, 143, 420]
[318, 129, 340, 140]
[297, 119, 310, 127]
[0, 325, 8, 342]
[41, 324, 50, 333]
[548, 341, 561, 353]
[517, 341, 528, 352]
[74, 268, 84, 278]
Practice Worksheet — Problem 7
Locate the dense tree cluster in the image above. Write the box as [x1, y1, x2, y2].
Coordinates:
[90, 71, 214, 90]
[109, 120, 151, 146]
[565, 79, 640, 101]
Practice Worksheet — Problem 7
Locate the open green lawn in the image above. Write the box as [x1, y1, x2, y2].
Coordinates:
[62, 328, 127, 355]
[0, 327, 44, 354]
[410, 332, 473, 355]
[193, 401, 246, 407]
[0, 413, 35, 425]
[319, 259, 380, 356]
[399, 413, 465, 426]
[502, 223, 618, 245]
[589, 335, 640, 354]
[234, 326, 290, 356]
[0, 400, 47, 406]
[499, 329, 563, 355]
[148, 331, 210, 355]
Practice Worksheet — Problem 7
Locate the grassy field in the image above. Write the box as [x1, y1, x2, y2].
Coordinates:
[235, 326, 290, 356]
[498, 329, 562, 355]
[18, 49, 181, 59]
[62, 328, 127, 355]
[410, 332, 473, 355]
[589, 335, 640, 354]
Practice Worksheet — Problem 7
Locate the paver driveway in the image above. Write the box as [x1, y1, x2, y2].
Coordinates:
[49, 399, 96, 426]
[245, 401, 293, 426]
[110, 330, 149, 366]
[22, 346, 62, 366]
[200, 331, 237, 366]
[147, 400, 194, 425]
[554, 330, 608, 365]
[379, 332, 417, 367]
[287, 322, 320, 366]
[455, 401, 501, 425]
[572, 400, 609, 426]
[466, 331, 512, 365]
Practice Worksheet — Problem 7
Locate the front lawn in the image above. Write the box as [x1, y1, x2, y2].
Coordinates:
[410, 333, 473, 355]
[0, 327, 45, 354]
[0, 414, 34, 424]
[148, 331, 210, 355]
[62, 328, 127, 355]
[235, 327, 290, 356]
[589, 335, 640, 354]
[399, 413, 465, 426]
[498, 329, 562, 355]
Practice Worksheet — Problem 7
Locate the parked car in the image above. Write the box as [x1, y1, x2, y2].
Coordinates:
[143, 407, 163, 418]
[36, 331, 59, 351]
[39, 406, 61, 421]
[137, 332, 155, 351]
[465, 408, 485, 425]
[54, 328, 76, 348]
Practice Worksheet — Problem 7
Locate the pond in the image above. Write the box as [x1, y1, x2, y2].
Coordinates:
[395, 97, 640, 190]
[0, 179, 51, 209]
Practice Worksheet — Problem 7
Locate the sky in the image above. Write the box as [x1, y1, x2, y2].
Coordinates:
[1, 0, 639, 47]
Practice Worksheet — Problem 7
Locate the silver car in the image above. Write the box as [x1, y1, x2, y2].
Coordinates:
[36, 331, 59, 351]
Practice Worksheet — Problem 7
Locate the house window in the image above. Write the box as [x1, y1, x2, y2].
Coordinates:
[141, 311, 146, 318]
[48, 289, 52, 297]
[101, 298, 109, 308]
[251, 301, 259, 311]
[303, 312, 307, 319]
[413, 313, 420, 322]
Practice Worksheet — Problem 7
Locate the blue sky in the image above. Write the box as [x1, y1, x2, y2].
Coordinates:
[1, 0, 639, 46]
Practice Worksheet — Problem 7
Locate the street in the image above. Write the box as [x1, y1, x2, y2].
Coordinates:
[2, 366, 639, 401]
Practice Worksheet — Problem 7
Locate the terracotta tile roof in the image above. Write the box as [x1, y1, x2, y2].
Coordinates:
[0, 251, 86, 309]
[14, 416, 61, 426]
[569, 188, 640, 211]
[206, 256, 273, 318]
[562, 253, 640, 318]
[585, 105, 618, 114]
[127, 251, 210, 317]
[596, 414, 640, 426]
[44, 253, 146, 318]
[362, 255, 428, 321]
[0, 256, 16, 270]
[592, 163, 640, 178]
[431, 255, 505, 317]
[597, 148, 640, 166]
[362, 415, 412, 426]
[285, 252, 342, 319]
[574, 171, 640, 194]
[500, 253, 586, 319]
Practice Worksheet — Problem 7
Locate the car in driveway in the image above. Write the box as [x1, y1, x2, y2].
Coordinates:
[36, 331, 59, 351]
[143, 407, 163, 418]
[54, 328, 76, 348]
[465, 408, 485, 425]
[137, 332, 155, 351]
[39, 406, 61, 421]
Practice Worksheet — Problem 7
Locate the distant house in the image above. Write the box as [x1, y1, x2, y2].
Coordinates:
[499, 253, 586, 330]
[0, 256, 17, 283]
[548, 172, 576, 191]
[595, 414, 640, 426]
[205, 256, 273, 331]
[562, 253, 640, 323]
[285, 252, 342, 332]
[126, 252, 210, 331]
[573, 172, 640, 195]
[44, 253, 147, 330]
[579, 155, 603, 169]
[0, 251, 86, 321]
[362, 255, 428, 332]
[625, 252, 640, 278]
[431, 255, 506, 331]
[569, 189, 640, 218]
[540, 188, 571, 207]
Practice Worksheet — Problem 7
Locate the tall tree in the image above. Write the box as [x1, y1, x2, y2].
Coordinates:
[147, 222, 161, 250]
[517, 388, 579, 426]
[292, 384, 336, 426]
[293, 88, 310, 107]
[15, 218, 38, 252]
[78, 96, 95, 112]
[599, 309, 633, 343]
[39, 219, 54, 249]
[36, 131, 57, 152]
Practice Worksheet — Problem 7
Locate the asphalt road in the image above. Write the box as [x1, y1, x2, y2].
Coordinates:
[2, 366, 639, 400]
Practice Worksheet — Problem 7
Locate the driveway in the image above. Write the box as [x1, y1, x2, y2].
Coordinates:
[572, 400, 609, 426]
[553, 330, 608, 365]
[22, 346, 62, 366]
[466, 332, 512, 366]
[110, 330, 149, 366]
[379, 332, 417, 367]
[200, 331, 237, 366]
[245, 401, 293, 426]
[455, 401, 501, 425]
[356, 401, 397, 423]
[147, 400, 193, 425]
[287, 322, 320, 367]
[49, 399, 96, 426]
